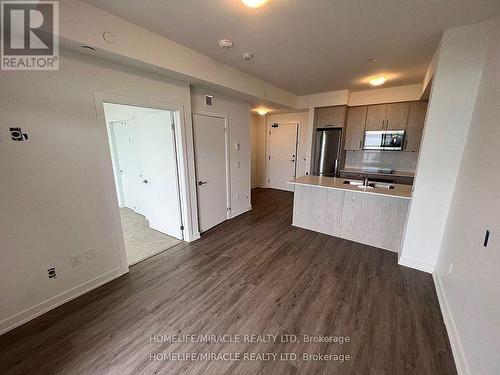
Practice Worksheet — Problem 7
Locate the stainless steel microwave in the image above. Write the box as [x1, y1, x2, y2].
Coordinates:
[363, 130, 405, 150]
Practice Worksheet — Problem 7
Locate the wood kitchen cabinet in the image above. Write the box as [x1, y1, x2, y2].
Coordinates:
[315, 105, 348, 128]
[405, 101, 428, 152]
[365, 102, 410, 130]
[365, 104, 387, 130]
[386, 102, 410, 130]
[344, 106, 367, 150]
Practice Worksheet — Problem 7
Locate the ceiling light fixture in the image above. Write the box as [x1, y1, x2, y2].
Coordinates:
[255, 108, 270, 116]
[369, 76, 387, 86]
[242, 0, 268, 8]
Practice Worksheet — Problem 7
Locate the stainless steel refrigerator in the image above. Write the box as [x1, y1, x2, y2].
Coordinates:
[312, 128, 342, 177]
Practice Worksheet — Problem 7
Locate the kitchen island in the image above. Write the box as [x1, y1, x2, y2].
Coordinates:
[289, 175, 412, 252]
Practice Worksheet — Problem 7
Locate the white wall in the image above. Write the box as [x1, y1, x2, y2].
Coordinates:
[296, 84, 422, 109]
[251, 114, 266, 188]
[265, 111, 311, 182]
[0, 49, 197, 334]
[434, 18, 500, 375]
[400, 20, 494, 272]
[190, 87, 252, 217]
[297, 90, 349, 108]
[348, 84, 422, 106]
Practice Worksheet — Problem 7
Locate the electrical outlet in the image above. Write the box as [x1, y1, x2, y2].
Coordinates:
[236, 162, 241, 168]
[84, 248, 95, 261]
[448, 262, 454, 276]
[70, 254, 82, 267]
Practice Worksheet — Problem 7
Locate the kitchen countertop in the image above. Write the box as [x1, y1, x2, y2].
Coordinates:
[289, 175, 412, 199]
[340, 168, 415, 178]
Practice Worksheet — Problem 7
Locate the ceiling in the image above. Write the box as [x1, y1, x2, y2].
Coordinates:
[82, 0, 500, 95]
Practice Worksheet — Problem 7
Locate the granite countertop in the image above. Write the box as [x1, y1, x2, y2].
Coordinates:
[288, 175, 412, 199]
[340, 168, 415, 178]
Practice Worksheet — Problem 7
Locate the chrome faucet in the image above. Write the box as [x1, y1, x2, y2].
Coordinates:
[363, 176, 369, 187]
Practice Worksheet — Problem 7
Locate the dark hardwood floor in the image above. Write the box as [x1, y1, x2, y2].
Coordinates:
[0, 188, 456, 375]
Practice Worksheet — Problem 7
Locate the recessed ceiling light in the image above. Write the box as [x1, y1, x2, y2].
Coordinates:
[242, 0, 268, 8]
[241, 52, 254, 61]
[369, 76, 386, 86]
[218, 39, 233, 49]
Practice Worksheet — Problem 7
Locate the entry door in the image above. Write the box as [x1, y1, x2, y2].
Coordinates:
[267, 123, 298, 192]
[139, 111, 183, 240]
[192, 114, 228, 233]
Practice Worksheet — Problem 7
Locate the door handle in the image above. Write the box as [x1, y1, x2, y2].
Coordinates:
[198, 181, 208, 186]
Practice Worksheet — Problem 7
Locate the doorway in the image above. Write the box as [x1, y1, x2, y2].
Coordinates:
[192, 113, 230, 233]
[266, 122, 299, 192]
[104, 103, 183, 265]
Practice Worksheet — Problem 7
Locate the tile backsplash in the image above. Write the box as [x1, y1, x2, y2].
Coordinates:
[345, 151, 418, 172]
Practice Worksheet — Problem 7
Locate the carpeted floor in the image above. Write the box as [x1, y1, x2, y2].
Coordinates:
[120, 207, 181, 265]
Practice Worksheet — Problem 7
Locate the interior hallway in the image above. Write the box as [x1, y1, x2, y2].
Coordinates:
[120, 207, 181, 265]
[0, 189, 456, 375]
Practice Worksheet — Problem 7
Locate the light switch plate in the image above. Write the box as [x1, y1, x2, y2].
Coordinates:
[70, 254, 82, 266]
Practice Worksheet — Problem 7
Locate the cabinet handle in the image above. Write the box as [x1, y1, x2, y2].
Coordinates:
[359, 139, 362, 149]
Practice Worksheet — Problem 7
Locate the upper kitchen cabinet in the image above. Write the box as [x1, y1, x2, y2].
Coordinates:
[365, 104, 387, 130]
[344, 106, 367, 150]
[315, 105, 348, 128]
[405, 101, 428, 152]
[386, 102, 410, 130]
[365, 102, 410, 130]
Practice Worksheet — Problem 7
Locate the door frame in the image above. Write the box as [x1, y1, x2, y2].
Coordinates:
[192, 110, 232, 227]
[265, 122, 299, 190]
[94, 92, 191, 274]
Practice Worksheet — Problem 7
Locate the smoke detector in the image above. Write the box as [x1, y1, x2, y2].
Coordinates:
[218, 39, 233, 49]
[241, 52, 254, 61]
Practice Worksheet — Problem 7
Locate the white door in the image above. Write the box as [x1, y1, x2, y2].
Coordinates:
[139, 111, 183, 240]
[267, 123, 298, 192]
[192, 114, 228, 233]
[112, 120, 145, 213]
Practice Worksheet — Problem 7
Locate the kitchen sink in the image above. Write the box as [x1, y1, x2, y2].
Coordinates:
[342, 179, 395, 190]
[342, 179, 364, 186]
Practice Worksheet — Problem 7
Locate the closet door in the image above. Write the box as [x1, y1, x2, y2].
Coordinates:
[139, 111, 183, 239]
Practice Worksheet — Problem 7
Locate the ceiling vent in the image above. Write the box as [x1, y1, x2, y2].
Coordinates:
[241, 52, 254, 61]
[205, 95, 214, 107]
[218, 39, 233, 49]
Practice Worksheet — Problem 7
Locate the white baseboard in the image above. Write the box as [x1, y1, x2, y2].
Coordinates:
[398, 256, 435, 273]
[230, 205, 252, 218]
[0, 267, 124, 336]
[186, 231, 201, 242]
[433, 272, 469, 375]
